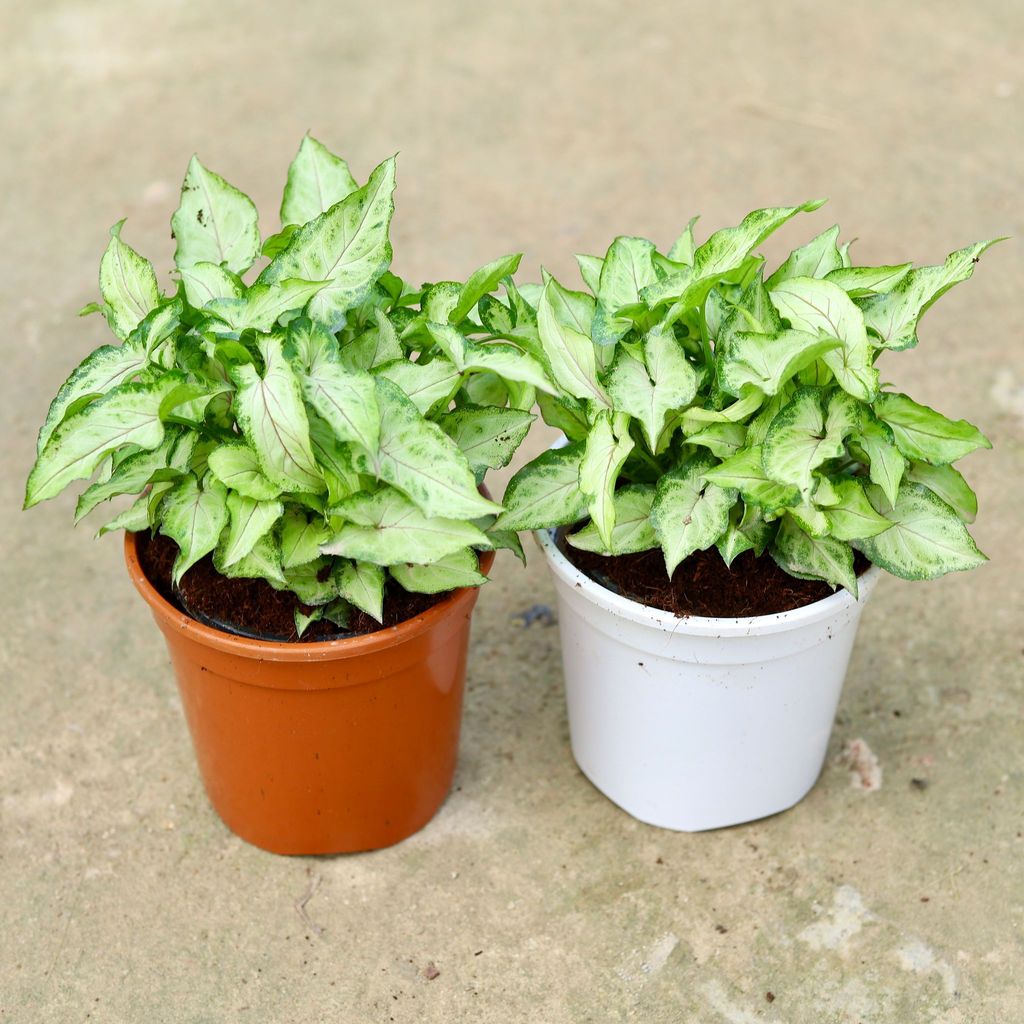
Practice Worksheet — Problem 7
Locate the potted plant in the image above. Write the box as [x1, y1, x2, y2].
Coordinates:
[24, 135, 554, 854]
[496, 203, 999, 831]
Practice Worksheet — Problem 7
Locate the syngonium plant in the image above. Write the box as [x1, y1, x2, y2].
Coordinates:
[24, 135, 554, 635]
[496, 203, 1000, 595]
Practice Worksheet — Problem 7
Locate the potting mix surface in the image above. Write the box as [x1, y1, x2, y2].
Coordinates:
[561, 532, 872, 618]
[136, 531, 449, 642]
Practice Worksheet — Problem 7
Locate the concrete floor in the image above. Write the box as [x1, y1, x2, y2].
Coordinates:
[2, 1, 1023, 1020]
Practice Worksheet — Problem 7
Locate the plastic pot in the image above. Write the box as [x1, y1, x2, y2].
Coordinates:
[124, 531, 494, 855]
[536, 527, 881, 832]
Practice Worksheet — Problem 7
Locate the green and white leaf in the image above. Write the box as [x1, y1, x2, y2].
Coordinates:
[323, 488, 490, 565]
[823, 478, 893, 541]
[825, 263, 912, 297]
[207, 442, 281, 500]
[449, 253, 521, 324]
[333, 560, 385, 621]
[906, 460, 977, 522]
[650, 458, 736, 575]
[567, 484, 657, 554]
[360, 377, 498, 518]
[297, 351, 378, 454]
[279, 508, 329, 569]
[854, 413, 906, 506]
[772, 516, 857, 594]
[280, 133, 358, 227]
[579, 412, 635, 548]
[390, 548, 486, 593]
[764, 225, 843, 289]
[855, 482, 987, 580]
[207, 278, 328, 332]
[437, 405, 535, 473]
[221, 492, 283, 567]
[375, 357, 462, 415]
[494, 442, 589, 533]
[99, 222, 161, 339]
[702, 447, 800, 511]
[860, 240, 1003, 349]
[179, 261, 243, 309]
[575, 253, 604, 293]
[172, 156, 260, 274]
[593, 236, 658, 344]
[537, 278, 611, 407]
[719, 329, 840, 397]
[770, 276, 878, 401]
[686, 421, 748, 459]
[259, 156, 396, 329]
[160, 474, 229, 584]
[230, 336, 322, 493]
[873, 391, 990, 465]
[75, 432, 178, 521]
[25, 373, 183, 507]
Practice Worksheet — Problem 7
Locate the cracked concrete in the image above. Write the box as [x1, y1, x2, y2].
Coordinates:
[2, 1, 1022, 1021]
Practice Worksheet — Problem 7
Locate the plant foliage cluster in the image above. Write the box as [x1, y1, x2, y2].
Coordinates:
[25, 137, 551, 632]
[497, 204, 998, 594]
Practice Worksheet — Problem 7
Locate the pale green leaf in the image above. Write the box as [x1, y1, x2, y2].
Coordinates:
[221, 492, 283, 567]
[437, 405, 535, 473]
[824, 477, 894, 541]
[770, 276, 878, 401]
[179, 261, 243, 309]
[337, 309, 403, 371]
[323, 488, 490, 565]
[593, 237, 659, 344]
[99, 222, 160, 340]
[375, 357, 462, 415]
[215, 531, 286, 587]
[537, 278, 611, 407]
[75, 431, 178, 521]
[856, 482, 987, 580]
[259, 156, 396, 329]
[764, 225, 843, 289]
[280, 134, 358, 228]
[494, 442, 588, 533]
[579, 412, 635, 548]
[772, 516, 857, 594]
[207, 278, 328, 332]
[567, 484, 657, 554]
[685, 422, 748, 459]
[702, 447, 800, 511]
[160, 475, 229, 584]
[207, 442, 282, 500]
[97, 494, 151, 536]
[651, 458, 737, 575]
[860, 240, 1004, 349]
[873, 391, 990, 465]
[359, 377, 498, 518]
[230, 336, 322, 493]
[716, 503, 773, 567]
[281, 558, 338, 605]
[449, 253, 522, 324]
[25, 373, 183, 507]
[762, 387, 854, 497]
[333, 560, 385, 621]
[575, 253, 603, 293]
[172, 156, 260, 274]
[667, 216, 699, 265]
[390, 548, 486, 593]
[719, 329, 840, 398]
[825, 263, 912, 296]
[854, 413, 905, 506]
[906, 460, 977, 522]
[279, 508, 329, 570]
[297, 350, 378, 454]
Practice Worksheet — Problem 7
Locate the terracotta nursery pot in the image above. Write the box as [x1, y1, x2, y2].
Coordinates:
[124, 531, 495, 855]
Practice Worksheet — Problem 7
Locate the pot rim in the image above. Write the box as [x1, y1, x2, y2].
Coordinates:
[124, 530, 496, 663]
[535, 525, 881, 638]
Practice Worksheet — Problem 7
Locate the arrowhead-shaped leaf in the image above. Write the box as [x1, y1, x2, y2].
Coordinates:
[361, 377, 499, 518]
[860, 240, 1004, 350]
[179, 261, 243, 309]
[437, 405, 535, 473]
[855, 482, 987, 580]
[99, 222, 160, 340]
[207, 278, 329, 332]
[873, 391, 990, 465]
[449, 254, 522, 324]
[333, 560, 385, 621]
[213, 532, 287, 587]
[160, 474, 229, 583]
[172, 156, 260, 274]
[772, 516, 857, 594]
[297, 348, 379, 454]
[764, 225, 843, 289]
[567, 484, 657, 554]
[593, 236, 659, 344]
[230, 337, 322, 493]
[906, 460, 977, 522]
[823, 478, 894, 541]
[853, 412, 905, 506]
[537, 278, 611, 407]
[702, 447, 800, 512]
[375, 357, 462, 415]
[719, 329, 841, 397]
[651, 457, 737, 575]
[221, 492, 284, 567]
[207, 442, 282, 500]
[770, 276, 878, 401]
[494, 441, 589, 533]
[25, 373, 183, 507]
[390, 548, 487, 593]
[579, 412, 635, 548]
[280, 134, 358, 228]
[259, 156, 396, 329]
[323, 488, 490, 564]
[825, 263, 912, 297]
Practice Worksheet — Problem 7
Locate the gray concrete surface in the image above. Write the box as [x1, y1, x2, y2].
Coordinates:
[2, 2, 1023, 1021]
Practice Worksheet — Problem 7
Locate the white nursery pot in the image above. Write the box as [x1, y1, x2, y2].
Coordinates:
[536, 527, 881, 832]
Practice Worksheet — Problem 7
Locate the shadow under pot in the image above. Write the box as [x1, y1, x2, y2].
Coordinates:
[124, 530, 494, 855]
[535, 526, 881, 832]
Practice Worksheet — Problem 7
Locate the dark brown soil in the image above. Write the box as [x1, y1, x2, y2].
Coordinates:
[135, 531, 447, 642]
[561, 531, 871, 617]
